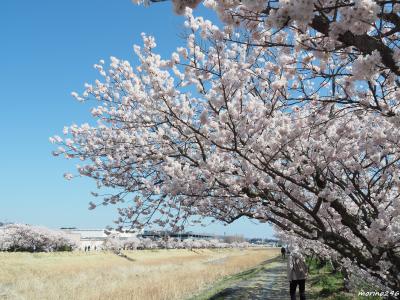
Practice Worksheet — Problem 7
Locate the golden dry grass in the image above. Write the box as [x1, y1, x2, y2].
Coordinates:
[0, 248, 279, 300]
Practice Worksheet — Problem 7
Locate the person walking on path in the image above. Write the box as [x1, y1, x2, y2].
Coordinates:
[287, 247, 308, 300]
[281, 246, 286, 259]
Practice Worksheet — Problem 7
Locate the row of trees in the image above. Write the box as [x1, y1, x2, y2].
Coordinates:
[53, 0, 400, 292]
[0, 224, 253, 252]
[0, 224, 77, 252]
[103, 234, 251, 251]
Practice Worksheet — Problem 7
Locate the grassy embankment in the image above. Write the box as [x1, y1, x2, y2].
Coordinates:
[307, 258, 382, 300]
[0, 247, 278, 300]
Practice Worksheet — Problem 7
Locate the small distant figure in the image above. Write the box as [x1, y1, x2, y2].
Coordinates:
[281, 246, 286, 259]
[84, 246, 87, 252]
[288, 247, 308, 300]
[88, 245, 91, 252]
[94, 246, 97, 251]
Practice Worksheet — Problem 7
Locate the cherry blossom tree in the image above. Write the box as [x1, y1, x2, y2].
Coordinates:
[103, 234, 124, 251]
[52, 0, 400, 291]
[0, 224, 77, 252]
[139, 237, 158, 249]
[123, 236, 142, 250]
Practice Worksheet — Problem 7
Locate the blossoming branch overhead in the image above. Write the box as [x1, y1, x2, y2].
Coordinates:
[51, 0, 400, 292]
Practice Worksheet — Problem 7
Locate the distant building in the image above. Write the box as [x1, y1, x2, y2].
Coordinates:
[248, 238, 279, 247]
[140, 230, 213, 241]
[60, 228, 137, 251]
[60, 228, 215, 250]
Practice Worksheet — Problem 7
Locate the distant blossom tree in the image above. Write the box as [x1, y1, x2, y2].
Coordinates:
[0, 224, 76, 252]
[103, 234, 124, 251]
[139, 237, 158, 249]
[123, 236, 142, 250]
[52, 0, 400, 291]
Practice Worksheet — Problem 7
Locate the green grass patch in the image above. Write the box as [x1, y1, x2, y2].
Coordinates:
[307, 258, 350, 299]
[307, 258, 382, 300]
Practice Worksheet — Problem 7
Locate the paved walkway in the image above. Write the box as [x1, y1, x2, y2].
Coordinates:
[209, 257, 290, 300]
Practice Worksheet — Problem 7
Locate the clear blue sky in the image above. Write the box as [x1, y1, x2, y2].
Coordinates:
[0, 0, 274, 238]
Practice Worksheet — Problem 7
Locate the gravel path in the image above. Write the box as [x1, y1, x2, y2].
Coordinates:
[209, 257, 290, 300]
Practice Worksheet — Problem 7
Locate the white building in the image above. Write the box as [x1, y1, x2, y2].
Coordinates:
[60, 228, 137, 251]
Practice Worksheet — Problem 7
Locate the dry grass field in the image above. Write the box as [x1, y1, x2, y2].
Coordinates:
[0, 248, 279, 300]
